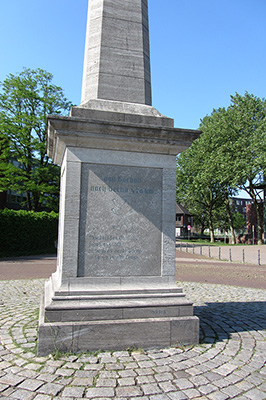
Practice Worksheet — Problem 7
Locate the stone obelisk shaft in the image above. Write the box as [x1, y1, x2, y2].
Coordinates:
[81, 0, 152, 106]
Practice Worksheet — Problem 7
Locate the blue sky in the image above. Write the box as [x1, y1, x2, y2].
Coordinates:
[0, 0, 265, 132]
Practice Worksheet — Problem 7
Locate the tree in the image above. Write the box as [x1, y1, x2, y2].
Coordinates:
[0, 68, 72, 211]
[199, 107, 241, 243]
[228, 92, 266, 244]
[176, 138, 228, 243]
[177, 92, 266, 244]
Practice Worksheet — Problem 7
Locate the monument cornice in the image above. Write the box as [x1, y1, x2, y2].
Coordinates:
[47, 113, 200, 165]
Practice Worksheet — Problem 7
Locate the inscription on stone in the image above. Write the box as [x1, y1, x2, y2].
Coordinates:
[78, 164, 162, 277]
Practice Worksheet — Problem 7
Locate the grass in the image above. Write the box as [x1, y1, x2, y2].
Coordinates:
[176, 239, 249, 246]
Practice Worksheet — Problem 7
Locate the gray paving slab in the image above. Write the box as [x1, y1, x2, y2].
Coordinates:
[0, 278, 265, 399]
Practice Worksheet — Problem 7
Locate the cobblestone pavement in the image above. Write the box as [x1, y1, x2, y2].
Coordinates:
[0, 280, 266, 399]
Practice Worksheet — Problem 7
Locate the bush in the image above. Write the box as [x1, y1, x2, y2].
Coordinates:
[0, 209, 58, 257]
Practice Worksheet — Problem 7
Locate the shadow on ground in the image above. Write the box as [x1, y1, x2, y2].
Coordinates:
[195, 301, 266, 344]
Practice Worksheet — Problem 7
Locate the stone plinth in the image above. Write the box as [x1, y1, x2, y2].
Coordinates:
[37, 104, 200, 355]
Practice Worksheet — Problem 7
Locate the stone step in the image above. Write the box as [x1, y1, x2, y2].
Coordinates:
[44, 295, 194, 323]
[38, 314, 199, 355]
[52, 292, 186, 302]
[55, 287, 184, 296]
[48, 296, 191, 310]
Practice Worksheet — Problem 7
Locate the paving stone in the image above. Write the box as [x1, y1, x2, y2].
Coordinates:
[54, 377, 73, 386]
[34, 394, 53, 400]
[55, 368, 75, 377]
[183, 388, 202, 398]
[1, 387, 16, 397]
[34, 394, 52, 400]
[25, 363, 43, 371]
[153, 366, 173, 374]
[142, 383, 162, 395]
[154, 372, 174, 382]
[221, 385, 243, 397]
[115, 385, 143, 397]
[83, 364, 103, 371]
[0, 373, 25, 386]
[38, 382, 64, 396]
[236, 380, 255, 392]
[61, 386, 85, 397]
[189, 374, 210, 386]
[149, 395, 172, 400]
[18, 378, 44, 391]
[198, 383, 217, 395]
[118, 377, 135, 386]
[36, 373, 57, 383]
[244, 388, 266, 400]
[0, 383, 8, 392]
[158, 381, 177, 393]
[17, 369, 38, 378]
[7, 388, 36, 399]
[119, 369, 137, 378]
[96, 378, 117, 387]
[105, 363, 124, 370]
[173, 378, 194, 390]
[85, 387, 115, 398]
[207, 391, 230, 400]
[63, 362, 82, 370]
[138, 361, 156, 368]
[135, 368, 154, 376]
[123, 362, 138, 369]
[98, 371, 118, 379]
[136, 374, 156, 384]
[167, 392, 189, 400]
[74, 370, 98, 378]
[71, 377, 94, 386]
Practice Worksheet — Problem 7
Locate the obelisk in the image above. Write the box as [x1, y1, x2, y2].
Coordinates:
[38, 0, 200, 355]
[81, 0, 151, 105]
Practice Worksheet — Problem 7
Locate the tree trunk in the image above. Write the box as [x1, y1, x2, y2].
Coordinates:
[0, 191, 7, 209]
[250, 191, 263, 245]
[255, 202, 263, 245]
[225, 195, 236, 244]
[26, 191, 32, 211]
[33, 192, 40, 212]
[208, 210, 215, 243]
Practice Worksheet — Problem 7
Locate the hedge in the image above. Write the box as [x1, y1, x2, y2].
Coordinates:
[0, 209, 58, 257]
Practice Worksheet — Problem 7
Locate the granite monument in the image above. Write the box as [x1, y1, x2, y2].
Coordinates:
[38, 0, 200, 355]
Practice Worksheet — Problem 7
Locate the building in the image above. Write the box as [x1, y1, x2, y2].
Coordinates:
[231, 197, 253, 221]
[176, 204, 193, 237]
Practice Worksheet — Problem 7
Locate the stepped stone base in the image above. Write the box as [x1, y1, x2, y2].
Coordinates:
[37, 275, 199, 355]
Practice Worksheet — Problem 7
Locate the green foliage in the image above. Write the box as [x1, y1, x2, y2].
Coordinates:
[0, 209, 58, 257]
[233, 212, 246, 231]
[0, 68, 72, 211]
[177, 91, 266, 243]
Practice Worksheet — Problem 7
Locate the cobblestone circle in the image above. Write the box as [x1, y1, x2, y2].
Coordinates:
[0, 279, 266, 399]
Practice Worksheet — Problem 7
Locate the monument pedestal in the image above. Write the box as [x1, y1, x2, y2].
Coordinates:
[37, 104, 200, 355]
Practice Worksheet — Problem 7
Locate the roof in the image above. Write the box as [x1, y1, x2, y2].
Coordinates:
[176, 203, 192, 216]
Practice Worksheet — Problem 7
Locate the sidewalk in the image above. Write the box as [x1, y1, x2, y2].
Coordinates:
[175, 250, 266, 290]
[0, 255, 56, 280]
[177, 242, 266, 265]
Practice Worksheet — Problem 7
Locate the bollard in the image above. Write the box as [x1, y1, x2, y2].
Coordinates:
[229, 248, 232, 262]
[218, 247, 221, 260]
[208, 246, 211, 258]
[186, 243, 188, 253]
[180, 242, 182, 251]
[200, 245, 202, 256]
[242, 248, 245, 264]
[258, 249, 261, 266]
[192, 244, 195, 255]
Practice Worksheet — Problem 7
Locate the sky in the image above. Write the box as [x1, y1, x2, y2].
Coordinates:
[1, 0, 266, 132]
